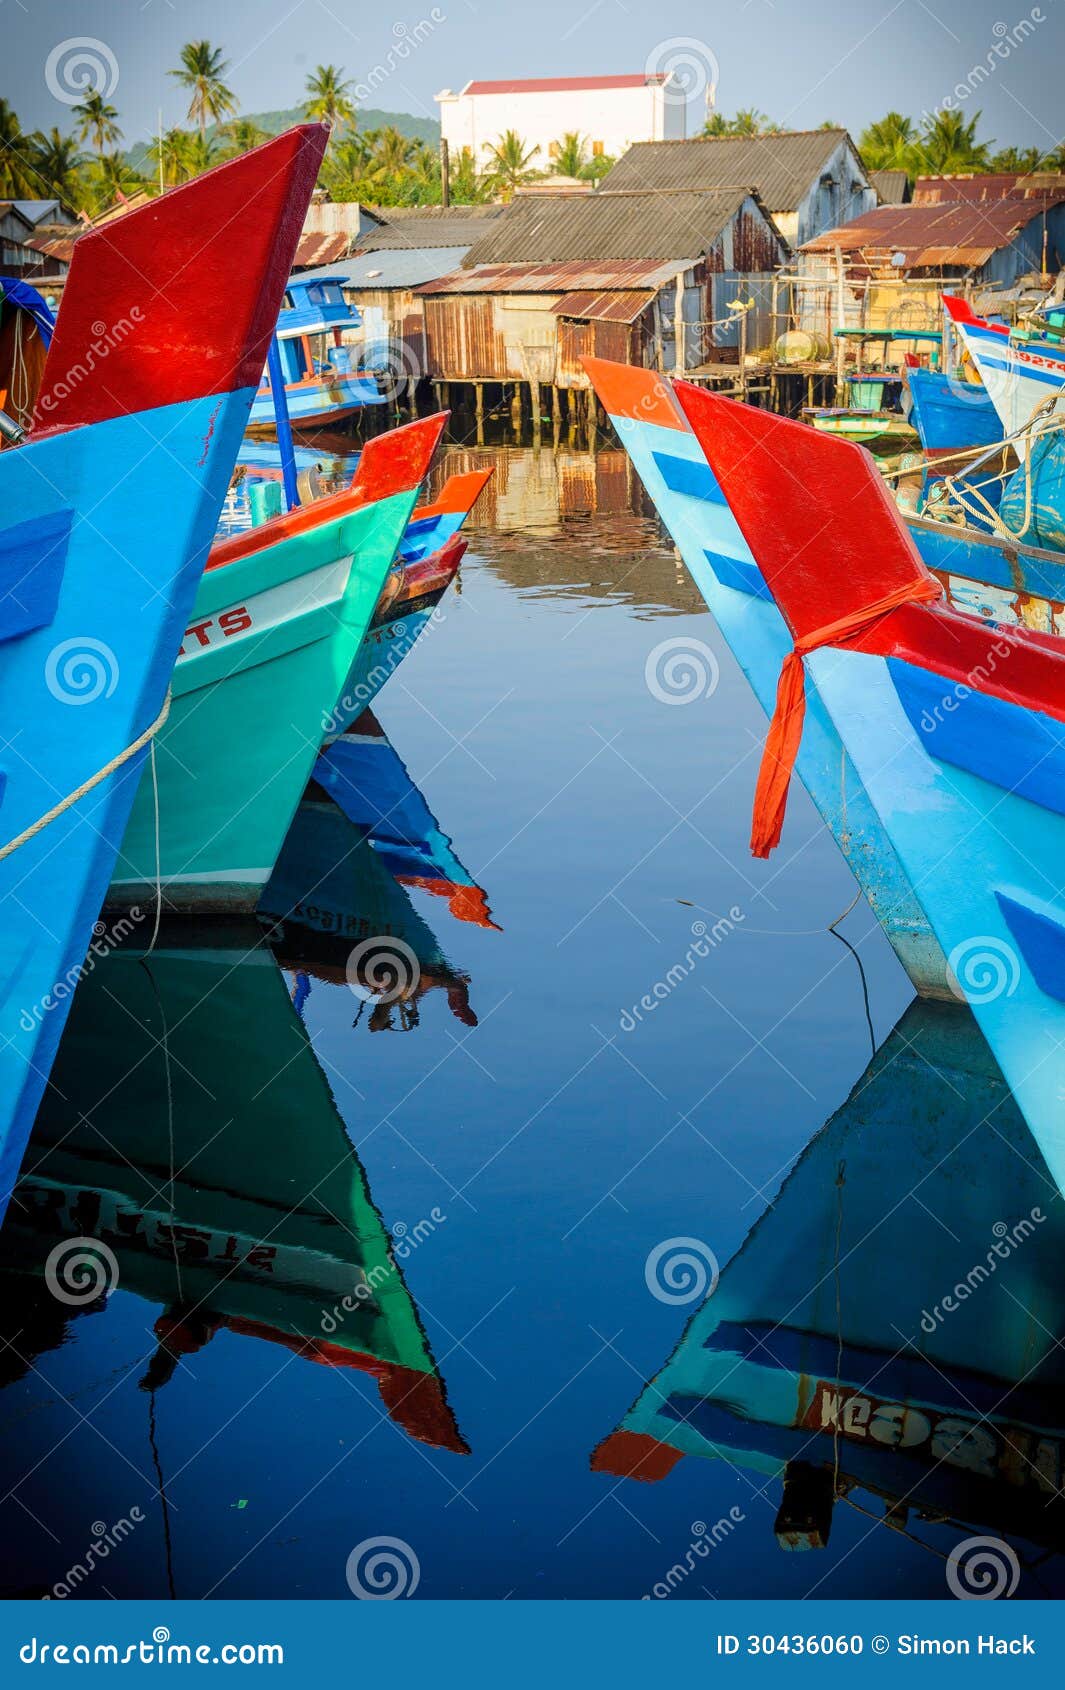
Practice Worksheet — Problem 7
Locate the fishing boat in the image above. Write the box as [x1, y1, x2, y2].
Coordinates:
[260, 784, 481, 1028]
[108, 413, 448, 916]
[592, 999, 1065, 1567]
[313, 711, 499, 928]
[581, 355, 951, 997]
[0, 927, 468, 1452]
[674, 378, 1065, 1200]
[904, 361, 1002, 456]
[247, 275, 383, 432]
[0, 277, 53, 436]
[944, 294, 1065, 448]
[327, 468, 492, 729]
[0, 125, 327, 1222]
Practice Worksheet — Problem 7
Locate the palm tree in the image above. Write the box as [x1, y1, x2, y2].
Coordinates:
[0, 99, 43, 197]
[990, 144, 1046, 173]
[224, 118, 268, 158]
[71, 91, 122, 156]
[30, 128, 85, 203]
[859, 111, 917, 172]
[450, 144, 489, 204]
[730, 107, 778, 135]
[551, 131, 588, 177]
[484, 129, 540, 197]
[699, 108, 778, 137]
[304, 64, 356, 134]
[917, 109, 992, 173]
[151, 127, 191, 187]
[169, 41, 237, 137]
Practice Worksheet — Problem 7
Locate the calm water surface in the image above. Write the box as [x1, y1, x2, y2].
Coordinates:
[1, 441, 1062, 1601]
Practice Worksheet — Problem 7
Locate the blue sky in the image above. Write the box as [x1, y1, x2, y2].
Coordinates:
[8, 0, 1065, 153]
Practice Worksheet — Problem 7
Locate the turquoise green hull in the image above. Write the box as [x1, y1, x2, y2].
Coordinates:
[109, 489, 416, 912]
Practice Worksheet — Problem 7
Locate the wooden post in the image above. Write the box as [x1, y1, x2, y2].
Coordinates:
[674, 271, 685, 377]
[531, 379, 542, 450]
[510, 382, 522, 434]
[475, 382, 485, 444]
[439, 136, 450, 209]
[834, 246, 847, 403]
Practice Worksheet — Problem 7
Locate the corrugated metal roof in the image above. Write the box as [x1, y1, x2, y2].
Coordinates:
[460, 74, 666, 95]
[870, 169, 910, 205]
[802, 193, 1065, 266]
[462, 187, 763, 265]
[600, 129, 860, 211]
[551, 290, 655, 322]
[296, 246, 475, 290]
[357, 206, 503, 250]
[417, 259, 686, 295]
[293, 231, 350, 269]
[914, 173, 1065, 203]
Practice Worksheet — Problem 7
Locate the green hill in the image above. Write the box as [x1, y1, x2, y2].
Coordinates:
[126, 105, 438, 171]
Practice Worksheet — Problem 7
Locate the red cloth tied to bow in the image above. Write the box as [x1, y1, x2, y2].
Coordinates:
[750, 578, 942, 859]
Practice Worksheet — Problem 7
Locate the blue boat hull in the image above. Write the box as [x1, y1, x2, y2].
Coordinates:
[589, 378, 951, 996]
[248, 373, 384, 429]
[0, 390, 253, 1215]
[906, 364, 1002, 453]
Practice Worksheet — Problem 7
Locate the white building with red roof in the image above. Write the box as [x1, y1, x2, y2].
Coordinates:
[434, 73, 686, 171]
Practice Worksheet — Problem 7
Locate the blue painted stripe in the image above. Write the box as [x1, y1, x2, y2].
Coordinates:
[997, 891, 1065, 1003]
[651, 450, 727, 504]
[976, 352, 1065, 388]
[909, 522, 1065, 602]
[889, 657, 1065, 817]
[706, 547, 771, 599]
[0, 509, 73, 644]
[695, 1320, 1065, 1423]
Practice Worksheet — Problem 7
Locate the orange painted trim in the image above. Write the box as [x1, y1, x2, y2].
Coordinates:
[415, 467, 494, 521]
[590, 1429, 684, 1481]
[582, 356, 686, 431]
[397, 876, 500, 930]
[206, 413, 448, 571]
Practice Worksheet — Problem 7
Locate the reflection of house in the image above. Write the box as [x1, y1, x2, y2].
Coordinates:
[601, 129, 874, 247]
[435, 73, 685, 171]
[417, 188, 789, 397]
[798, 190, 1065, 343]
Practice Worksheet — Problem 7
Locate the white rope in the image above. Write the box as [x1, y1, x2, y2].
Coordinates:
[0, 689, 172, 863]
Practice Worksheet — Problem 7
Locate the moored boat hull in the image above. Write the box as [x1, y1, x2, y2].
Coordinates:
[676, 379, 1065, 1199]
[109, 417, 447, 913]
[582, 355, 951, 998]
[0, 126, 327, 1221]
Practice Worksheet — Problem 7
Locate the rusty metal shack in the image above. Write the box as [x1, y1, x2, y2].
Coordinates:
[414, 186, 790, 423]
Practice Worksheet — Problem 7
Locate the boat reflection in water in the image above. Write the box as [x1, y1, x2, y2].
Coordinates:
[262, 716, 497, 1031]
[0, 733, 489, 1451]
[593, 1001, 1065, 1576]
